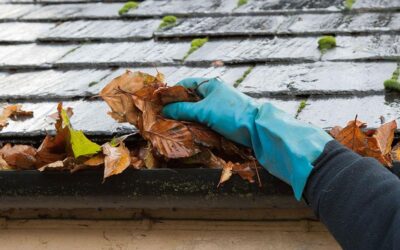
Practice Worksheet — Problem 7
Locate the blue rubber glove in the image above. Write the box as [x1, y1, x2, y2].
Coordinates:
[163, 77, 333, 200]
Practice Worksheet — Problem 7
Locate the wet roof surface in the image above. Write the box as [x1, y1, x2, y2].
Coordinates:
[0, 0, 399, 138]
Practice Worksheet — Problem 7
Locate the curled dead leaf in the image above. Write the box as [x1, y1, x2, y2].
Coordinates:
[103, 142, 131, 180]
[332, 119, 397, 167]
[0, 104, 33, 130]
[218, 162, 234, 187]
[0, 144, 37, 170]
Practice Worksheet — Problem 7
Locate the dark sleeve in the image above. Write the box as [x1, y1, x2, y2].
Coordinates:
[305, 140, 400, 250]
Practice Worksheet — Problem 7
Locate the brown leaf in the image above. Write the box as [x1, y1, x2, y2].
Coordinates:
[185, 122, 221, 149]
[100, 70, 164, 125]
[391, 143, 400, 162]
[35, 134, 67, 167]
[333, 119, 397, 167]
[329, 126, 343, 138]
[37, 157, 86, 172]
[130, 156, 144, 169]
[154, 86, 200, 105]
[0, 144, 37, 170]
[232, 162, 255, 183]
[0, 156, 12, 170]
[48, 106, 73, 121]
[0, 104, 33, 130]
[83, 153, 105, 166]
[146, 119, 199, 158]
[220, 137, 253, 160]
[218, 161, 234, 187]
[374, 120, 396, 156]
[138, 144, 160, 169]
[38, 160, 66, 172]
[348, 119, 367, 128]
[103, 142, 131, 180]
[364, 121, 397, 167]
[333, 119, 367, 154]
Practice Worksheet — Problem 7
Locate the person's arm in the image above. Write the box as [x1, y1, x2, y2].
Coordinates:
[306, 140, 400, 249]
[163, 77, 400, 249]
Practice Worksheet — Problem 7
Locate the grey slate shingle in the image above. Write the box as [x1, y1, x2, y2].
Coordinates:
[352, 0, 400, 10]
[0, 22, 54, 43]
[56, 41, 189, 67]
[39, 19, 159, 42]
[125, 0, 237, 17]
[0, 44, 76, 69]
[299, 95, 400, 129]
[156, 13, 400, 38]
[0, 69, 111, 99]
[238, 62, 397, 96]
[20, 3, 121, 20]
[233, 0, 344, 13]
[186, 37, 321, 63]
[186, 35, 400, 64]
[0, 4, 38, 19]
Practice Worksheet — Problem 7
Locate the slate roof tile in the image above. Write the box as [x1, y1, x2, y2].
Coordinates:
[0, 44, 76, 69]
[20, 3, 121, 20]
[0, 0, 399, 136]
[125, 0, 237, 17]
[156, 13, 400, 38]
[39, 19, 159, 42]
[0, 4, 38, 19]
[238, 62, 396, 97]
[299, 95, 400, 129]
[0, 22, 54, 43]
[56, 41, 189, 67]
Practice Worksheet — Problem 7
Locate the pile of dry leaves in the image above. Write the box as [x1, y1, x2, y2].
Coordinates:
[0, 70, 399, 186]
[330, 116, 400, 167]
[0, 70, 259, 186]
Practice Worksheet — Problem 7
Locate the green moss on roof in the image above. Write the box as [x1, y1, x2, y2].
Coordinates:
[237, 0, 248, 7]
[384, 64, 400, 92]
[296, 100, 308, 118]
[159, 15, 177, 29]
[318, 36, 336, 52]
[344, 0, 355, 10]
[234, 66, 253, 88]
[384, 79, 400, 92]
[118, 1, 139, 15]
[183, 38, 208, 60]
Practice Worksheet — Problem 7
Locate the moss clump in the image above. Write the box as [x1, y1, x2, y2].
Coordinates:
[237, 0, 248, 7]
[384, 64, 400, 92]
[384, 79, 400, 92]
[158, 15, 177, 29]
[318, 36, 336, 52]
[344, 0, 355, 10]
[296, 100, 307, 118]
[88, 81, 98, 87]
[392, 67, 400, 80]
[234, 66, 254, 87]
[183, 38, 208, 60]
[118, 1, 138, 15]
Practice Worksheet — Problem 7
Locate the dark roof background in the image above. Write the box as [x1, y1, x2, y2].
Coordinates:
[0, 0, 399, 138]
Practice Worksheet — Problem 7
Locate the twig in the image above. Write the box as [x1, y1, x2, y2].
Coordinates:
[253, 160, 262, 188]
[352, 114, 358, 150]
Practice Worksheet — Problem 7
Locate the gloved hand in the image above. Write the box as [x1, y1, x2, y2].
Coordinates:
[163, 77, 333, 200]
